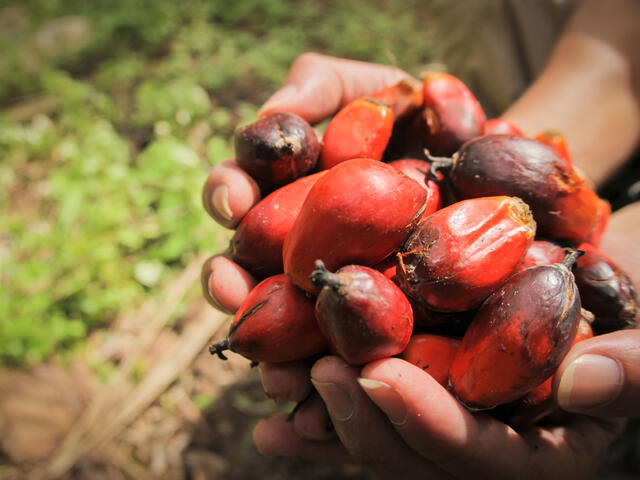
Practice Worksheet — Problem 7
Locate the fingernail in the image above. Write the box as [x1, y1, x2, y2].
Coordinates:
[357, 378, 407, 425]
[259, 85, 298, 116]
[211, 185, 233, 222]
[557, 354, 623, 410]
[311, 379, 354, 422]
[258, 363, 271, 396]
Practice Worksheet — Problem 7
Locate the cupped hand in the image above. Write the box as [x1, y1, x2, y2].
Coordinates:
[255, 355, 623, 480]
[202, 53, 414, 312]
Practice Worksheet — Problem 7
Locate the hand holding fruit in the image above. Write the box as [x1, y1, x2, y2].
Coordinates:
[202, 52, 640, 480]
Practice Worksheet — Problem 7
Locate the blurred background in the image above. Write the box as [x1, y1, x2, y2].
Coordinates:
[0, 1, 638, 479]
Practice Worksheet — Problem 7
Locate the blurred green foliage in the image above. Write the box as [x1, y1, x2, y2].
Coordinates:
[0, 0, 433, 365]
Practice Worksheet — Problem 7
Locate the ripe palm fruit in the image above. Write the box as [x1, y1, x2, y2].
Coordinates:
[401, 334, 461, 386]
[389, 158, 442, 219]
[235, 112, 320, 188]
[320, 98, 393, 170]
[231, 172, 325, 278]
[574, 243, 638, 333]
[369, 78, 424, 120]
[209, 274, 328, 363]
[508, 312, 594, 428]
[521, 314, 594, 406]
[428, 135, 607, 243]
[420, 73, 486, 156]
[516, 240, 566, 272]
[534, 130, 571, 167]
[484, 118, 523, 136]
[284, 158, 427, 292]
[311, 261, 413, 365]
[583, 198, 611, 248]
[397, 196, 536, 312]
[449, 250, 584, 411]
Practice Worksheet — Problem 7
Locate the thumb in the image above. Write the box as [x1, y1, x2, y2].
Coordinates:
[553, 329, 640, 417]
[259, 52, 410, 124]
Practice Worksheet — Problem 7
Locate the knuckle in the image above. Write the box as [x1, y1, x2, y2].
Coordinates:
[293, 52, 326, 69]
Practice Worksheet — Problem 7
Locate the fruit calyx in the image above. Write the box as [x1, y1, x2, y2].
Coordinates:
[310, 260, 346, 295]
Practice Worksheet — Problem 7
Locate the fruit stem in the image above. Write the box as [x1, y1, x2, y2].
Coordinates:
[561, 249, 585, 269]
[424, 149, 453, 178]
[309, 260, 344, 293]
[209, 339, 230, 360]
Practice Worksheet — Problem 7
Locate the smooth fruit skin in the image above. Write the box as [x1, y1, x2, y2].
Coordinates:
[421, 73, 486, 156]
[369, 78, 424, 120]
[397, 196, 536, 312]
[313, 264, 413, 365]
[522, 316, 594, 407]
[574, 243, 638, 333]
[401, 334, 460, 386]
[235, 112, 320, 187]
[484, 118, 523, 136]
[508, 314, 594, 428]
[534, 130, 572, 167]
[446, 134, 604, 243]
[320, 98, 394, 170]
[389, 158, 443, 219]
[227, 274, 328, 363]
[231, 172, 325, 278]
[583, 198, 611, 248]
[516, 240, 566, 272]
[449, 261, 582, 411]
[284, 158, 427, 292]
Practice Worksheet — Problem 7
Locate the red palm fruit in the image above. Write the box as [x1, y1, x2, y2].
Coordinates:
[516, 240, 565, 272]
[231, 172, 325, 278]
[420, 73, 486, 156]
[389, 158, 443, 218]
[574, 242, 638, 333]
[508, 312, 594, 428]
[209, 274, 328, 363]
[401, 334, 461, 386]
[449, 250, 584, 411]
[583, 198, 611, 248]
[397, 196, 536, 312]
[523, 315, 594, 406]
[284, 159, 427, 292]
[311, 261, 413, 365]
[535, 130, 572, 167]
[484, 118, 523, 136]
[369, 78, 424, 120]
[428, 135, 606, 243]
[320, 98, 394, 170]
[372, 255, 398, 281]
[235, 112, 320, 188]
[372, 255, 440, 326]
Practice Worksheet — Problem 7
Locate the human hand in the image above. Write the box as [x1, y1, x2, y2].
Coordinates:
[201, 53, 414, 313]
[255, 355, 623, 480]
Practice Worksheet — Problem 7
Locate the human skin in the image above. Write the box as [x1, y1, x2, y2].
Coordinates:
[203, 0, 640, 477]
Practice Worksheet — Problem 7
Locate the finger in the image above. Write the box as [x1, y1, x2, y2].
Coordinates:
[258, 359, 314, 402]
[360, 357, 620, 480]
[253, 413, 351, 464]
[202, 159, 261, 229]
[292, 391, 336, 441]
[259, 52, 411, 124]
[310, 356, 449, 479]
[201, 254, 256, 314]
[554, 329, 640, 417]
